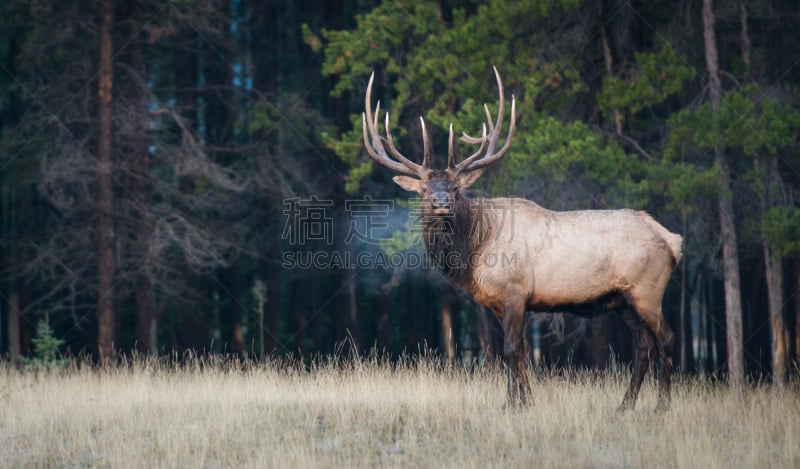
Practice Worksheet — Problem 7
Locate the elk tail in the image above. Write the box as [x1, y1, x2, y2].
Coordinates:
[664, 231, 683, 264]
[644, 215, 683, 264]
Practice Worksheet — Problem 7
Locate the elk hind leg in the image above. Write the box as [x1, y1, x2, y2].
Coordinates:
[627, 284, 676, 411]
[633, 304, 675, 411]
[653, 318, 675, 412]
[619, 309, 655, 411]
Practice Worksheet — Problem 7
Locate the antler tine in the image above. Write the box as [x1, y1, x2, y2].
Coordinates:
[383, 111, 423, 174]
[362, 72, 425, 177]
[484, 66, 504, 157]
[419, 117, 431, 171]
[451, 124, 488, 174]
[460, 123, 487, 144]
[453, 67, 516, 174]
[447, 123, 455, 171]
[483, 103, 496, 135]
[463, 94, 516, 172]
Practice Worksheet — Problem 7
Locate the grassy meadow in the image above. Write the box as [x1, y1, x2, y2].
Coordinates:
[1, 356, 798, 468]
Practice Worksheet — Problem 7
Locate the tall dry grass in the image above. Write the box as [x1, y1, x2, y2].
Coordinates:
[1, 354, 798, 468]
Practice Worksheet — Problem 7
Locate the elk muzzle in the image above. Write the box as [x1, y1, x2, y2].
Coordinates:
[431, 191, 452, 213]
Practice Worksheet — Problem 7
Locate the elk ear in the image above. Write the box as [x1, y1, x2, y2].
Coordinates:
[393, 175, 424, 193]
[457, 169, 484, 188]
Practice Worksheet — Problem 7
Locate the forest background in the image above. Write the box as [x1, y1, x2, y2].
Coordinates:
[0, 0, 799, 387]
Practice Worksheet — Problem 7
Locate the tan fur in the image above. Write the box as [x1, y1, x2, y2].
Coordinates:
[462, 197, 681, 317]
[365, 69, 681, 409]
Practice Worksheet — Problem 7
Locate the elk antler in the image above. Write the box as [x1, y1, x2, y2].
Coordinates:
[450, 66, 516, 176]
[362, 72, 429, 178]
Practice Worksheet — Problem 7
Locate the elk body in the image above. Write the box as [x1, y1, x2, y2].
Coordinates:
[363, 68, 682, 411]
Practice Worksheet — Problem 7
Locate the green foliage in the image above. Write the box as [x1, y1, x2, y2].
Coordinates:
[248, 97, 334, 155]
[599, 47, 694, 120]
[5, 0, 800, 366]
[761, 206, 800, 257]
[379, 220, 424, 256]
[718, 87, 800, 157]
[309, 0, 740, 217]
[379, 199, 424, 255]
[247, 95, 338, 196]
[22, 317, 67, 370]
[645, 160, 719, 214]
[488, 110, 649, 207]
[662, 84, 800, 213]
[345, 161, 374, 194]
[665, 85, 800, 158]
[307, 0, 591, 193]
[308, 0, 443, 98]
[321, 113, 367, 194]
[512, 113, 629, 185]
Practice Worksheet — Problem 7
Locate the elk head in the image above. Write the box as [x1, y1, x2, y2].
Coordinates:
[362, 67, 517, 218]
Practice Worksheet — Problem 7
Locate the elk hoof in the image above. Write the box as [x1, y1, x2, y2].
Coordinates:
[501, 394, 529, 411]
[655, 400, 671, 413]
[616, 400, 635, 413]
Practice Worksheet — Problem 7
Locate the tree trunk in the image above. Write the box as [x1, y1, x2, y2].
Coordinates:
[129, 0, 157, 356]
[340, 273, 359, 351]
[204, 0, 234, 148]
[744, 0, 786, 386]
[8, 293, 19, 360]
[291, 276, 308, 353]
[477, 304, 503, 363]
[221, 264, 244, 357]
[96, 0, 116, 361]
[135, 273, 156, 355]
[181, 290, 211, 352]
[311, 268, 323, 352]
[441, 287, 457, 362]
[764, 243, 787, 385]
[739, 0, 751, 73]
[678, 252, 691, 371]
[697, 269, 708, 372]
[795, 261, 800, 369]
[264, 263, 280, 353]
[759, 157, 788, 386]
[702, 0, 744, 389]
[600, 0, 622, 135]
[377, 286, 391, 351]
[591, 315, 611, 369]
[253, 278, 267, 357]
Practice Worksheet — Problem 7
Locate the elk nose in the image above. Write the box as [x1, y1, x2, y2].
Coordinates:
[432, 192, 450, 207]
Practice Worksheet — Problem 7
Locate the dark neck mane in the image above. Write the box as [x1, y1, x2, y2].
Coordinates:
[422, 196, 496, 284]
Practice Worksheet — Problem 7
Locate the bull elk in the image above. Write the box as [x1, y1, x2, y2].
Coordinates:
[363, 68, 682, 411]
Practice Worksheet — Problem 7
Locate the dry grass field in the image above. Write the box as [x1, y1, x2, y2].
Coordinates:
[1, 355, 798, 468]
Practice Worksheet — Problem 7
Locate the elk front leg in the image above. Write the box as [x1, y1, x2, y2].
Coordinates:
[502, 302, 530, 406]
